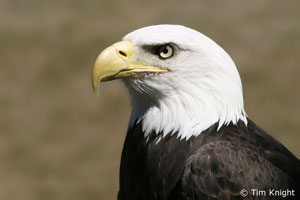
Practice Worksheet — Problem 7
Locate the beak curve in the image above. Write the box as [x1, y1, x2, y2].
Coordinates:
[91, 41, 168, 95]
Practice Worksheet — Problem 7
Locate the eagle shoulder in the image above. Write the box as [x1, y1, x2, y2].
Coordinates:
[180, 140, 293, 200]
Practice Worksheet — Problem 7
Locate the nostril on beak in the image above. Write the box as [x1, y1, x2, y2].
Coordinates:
[119, 50, 127, 57]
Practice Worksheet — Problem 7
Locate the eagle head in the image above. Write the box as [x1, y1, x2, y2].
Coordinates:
[92, 25, 247, 139]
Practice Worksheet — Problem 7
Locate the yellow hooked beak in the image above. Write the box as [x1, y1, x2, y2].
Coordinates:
[92, 41, 168, 95]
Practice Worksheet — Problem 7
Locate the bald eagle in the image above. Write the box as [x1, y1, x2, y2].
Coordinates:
[92, 25, 300, 200]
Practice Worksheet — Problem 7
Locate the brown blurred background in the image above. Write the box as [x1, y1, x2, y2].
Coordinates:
[0, 0, 299, 199]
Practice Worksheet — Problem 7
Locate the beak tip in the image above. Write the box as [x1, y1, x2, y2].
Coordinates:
[92, 81, 101, 97]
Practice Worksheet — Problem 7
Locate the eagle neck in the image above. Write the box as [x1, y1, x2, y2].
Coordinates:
[127, 83, 247, 141]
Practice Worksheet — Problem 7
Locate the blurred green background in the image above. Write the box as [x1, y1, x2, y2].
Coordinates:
[0, 0, 299, 199]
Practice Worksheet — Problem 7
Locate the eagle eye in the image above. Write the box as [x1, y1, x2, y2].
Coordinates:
[156, 44, 174, 59]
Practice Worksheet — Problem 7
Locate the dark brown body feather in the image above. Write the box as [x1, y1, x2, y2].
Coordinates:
[118, 119, 300, 200]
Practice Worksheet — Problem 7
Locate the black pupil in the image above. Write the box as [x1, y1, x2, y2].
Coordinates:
[162, 47, 168, 54]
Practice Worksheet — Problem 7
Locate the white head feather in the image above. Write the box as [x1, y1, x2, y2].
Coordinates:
[122, 25, 247, 140]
